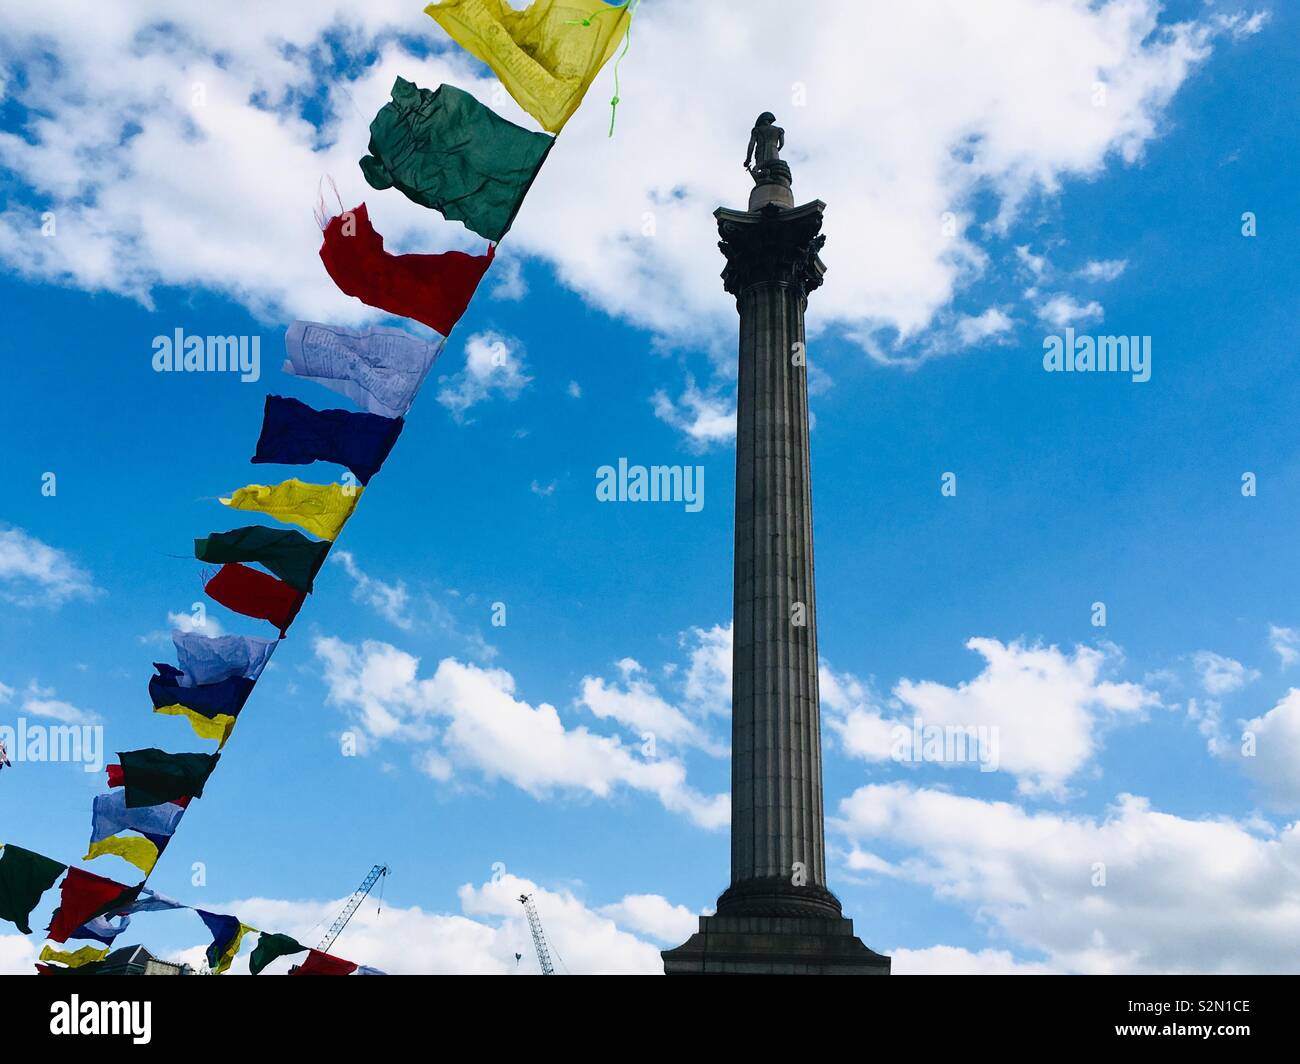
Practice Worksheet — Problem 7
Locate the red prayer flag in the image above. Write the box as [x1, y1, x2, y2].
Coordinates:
[46, 868, 138, 943]
[204, 563, 306, 637]
[319, 203, 493, 335]
[291, 949, 359, 976]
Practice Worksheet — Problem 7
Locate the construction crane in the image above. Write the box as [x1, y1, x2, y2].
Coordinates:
[518, 894, 555, 975]
[318, 863, 389, 952]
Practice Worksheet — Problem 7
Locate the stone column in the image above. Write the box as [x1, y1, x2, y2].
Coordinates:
[661, 166, 891, 975]
[714, 199, 841, 920]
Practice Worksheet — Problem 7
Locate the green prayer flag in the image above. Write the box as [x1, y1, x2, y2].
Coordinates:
[249, 931, 309, 975]
[117, 749, 220, 808]
[360, 78, 552, 242]
[195, 526, 331, 592]
[0, 844, 66, 935]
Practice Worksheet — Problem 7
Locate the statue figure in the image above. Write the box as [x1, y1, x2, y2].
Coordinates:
[744, 112, 791, 189]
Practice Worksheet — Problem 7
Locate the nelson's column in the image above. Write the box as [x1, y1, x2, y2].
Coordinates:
[662, 114, 891, 975]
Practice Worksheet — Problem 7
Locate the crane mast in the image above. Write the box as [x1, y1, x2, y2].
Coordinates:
[518, 894, 555, 975]
[318, 864, 388, 952]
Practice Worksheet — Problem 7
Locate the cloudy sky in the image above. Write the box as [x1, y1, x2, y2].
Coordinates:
[1, 0, 1297, 974]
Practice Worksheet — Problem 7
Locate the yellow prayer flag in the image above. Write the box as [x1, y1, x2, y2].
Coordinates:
[39, 944, 110, 969]
[425, 0, 632, 133]
[154, 703, 238, 748]
[221, 479, 361, 542]
[83, 834, 160, 875]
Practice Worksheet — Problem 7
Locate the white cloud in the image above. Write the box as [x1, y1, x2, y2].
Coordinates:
[17, 680, 98, 724]
[891, 945, 1055, 975]
[681, 623, 732, 716]
[1268, 624, 1300, 668]
[1238, 689, 1300, 810]
[0, 1, 1231, 368]
[436, 331, 531, 419]
[1192, 650, 1259, 696]
[1036, 293, 1105, 328]
[651, 377, 735, 449]
[1213, 10, 1270, 41]
[488, 253, 527, 301]
[835, 783, 1300, 973]
[954, 307, 1014, 346]
[166, 611, 225, 638]
[0, 526, 99, 607]
[566, 380, 582, 399]
[577, 664, 724, 755]
[0, 933, 37, 975]
[529, 479, 557, 497]
[887, 638, 1159, 796]
[597, 894, 700, 945]
[314, 637, 728, 828]
[1076, 258, 1128, 282]
[331, 550, 413, 630]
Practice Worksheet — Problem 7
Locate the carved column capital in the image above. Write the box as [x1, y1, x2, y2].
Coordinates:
[715, 200, 827, 306]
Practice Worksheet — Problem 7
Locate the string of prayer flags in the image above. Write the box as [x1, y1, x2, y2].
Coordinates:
[249, 931, 309, 975]
[0, 844, 66, 935]
[253, 394, 403, 487]
[198, 910, 255, 975]
[108, 749, 220, 808]
[360, 79, 552, 242]
[283, 321, 443, 420]
[47, 868, 142, 943]
[68, 913, 131, 944]
[195, 527, 329, 595]
[424, 0, 633, 134]
[221, 480, 361, 542]
[172, 630, 278, 685]
[290, 948, 359, 976]
[355, 965, 388, 975]
[318, 205, 494, 335]
[38, 943, 108, 969]
[204, 563, 307, 638]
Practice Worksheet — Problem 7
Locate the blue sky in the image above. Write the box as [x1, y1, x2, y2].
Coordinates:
[1, 1, 1297, 974]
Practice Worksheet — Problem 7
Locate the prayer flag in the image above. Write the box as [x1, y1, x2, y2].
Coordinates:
[83, 835, 161, 874]
[198, 910, 255, 975]
[110, 748, 220, 808]
[249, 931, 309, 975]
[46, 868, 141, 943]
[424, 0, 632, 133]
[283, 320, 443, 420]
[291, 948, 359, 976]
[39, 944, 109, 969]
[204, 563, 307, 637]
[68, 913, 131, 944]
[221, 480, 361, 542]
[0, 844, 66, 935]
[172, 629, 278, 684]
[252, 394, 403, 487]
[360, 79, 552, 242]
[318, 205, 493, 335]
[195, 527, 329, 595]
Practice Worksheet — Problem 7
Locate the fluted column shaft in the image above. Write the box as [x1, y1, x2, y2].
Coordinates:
[731, 278, 824, 886]
[714, 201, 835, 919]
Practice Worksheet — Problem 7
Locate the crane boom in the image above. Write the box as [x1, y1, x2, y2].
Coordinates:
[318, 864, 388, 952]
[518, 894, 555, 975]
